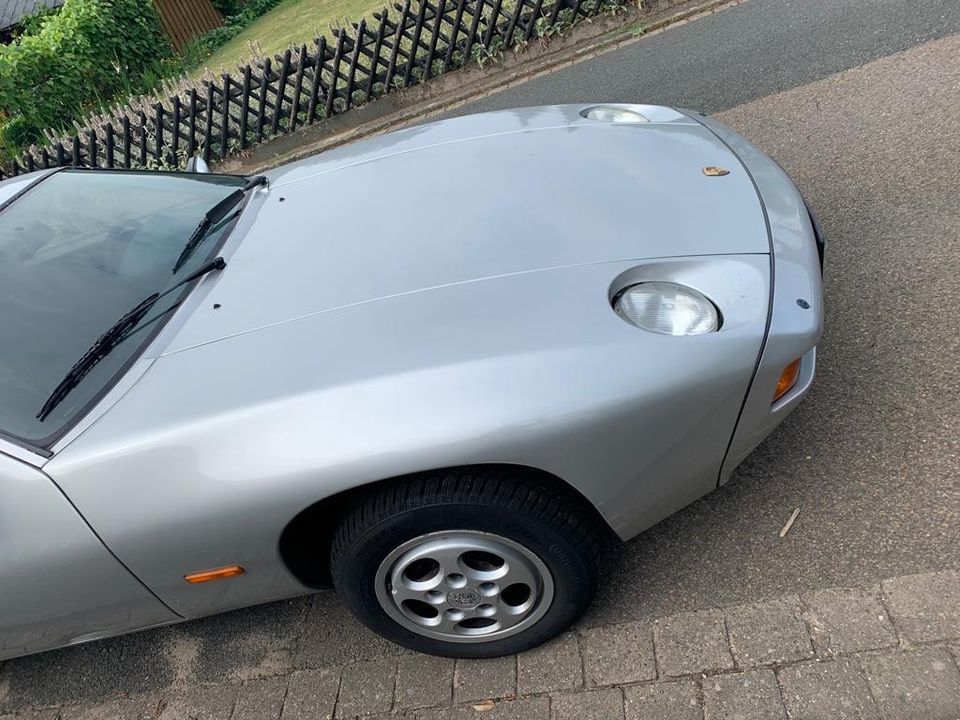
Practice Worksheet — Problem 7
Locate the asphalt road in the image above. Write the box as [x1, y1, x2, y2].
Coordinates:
[3, 0, 960, 708]
[450, 0, 960, 627]
[450, 0, 960, 115]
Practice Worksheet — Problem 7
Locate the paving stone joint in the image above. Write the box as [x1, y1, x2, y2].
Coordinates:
[2, 569, 958, 719]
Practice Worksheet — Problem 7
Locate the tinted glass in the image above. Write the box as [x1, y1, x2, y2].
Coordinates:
[0, 170, 246, 445]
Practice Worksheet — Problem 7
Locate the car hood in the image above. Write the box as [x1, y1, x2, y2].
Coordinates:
[163, 105, 767, 354]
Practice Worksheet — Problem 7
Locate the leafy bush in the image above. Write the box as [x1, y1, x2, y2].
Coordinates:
[14, 4, 62, 37]
[0, 114, 34, 161]
[0, 0, 172, 146]
[183, 0, 282, 67]
[210, 0, 246, 19]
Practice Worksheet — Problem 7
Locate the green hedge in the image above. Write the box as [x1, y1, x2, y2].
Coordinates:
[181, 0, 281, 68]
[0, 0, 172, 146]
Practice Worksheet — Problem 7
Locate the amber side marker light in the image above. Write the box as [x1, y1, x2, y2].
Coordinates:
[184, 565, 245, 584]
[773, 359, 802, 403]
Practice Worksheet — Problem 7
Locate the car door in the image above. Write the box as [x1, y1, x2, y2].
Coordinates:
[0, 449, 179, 661]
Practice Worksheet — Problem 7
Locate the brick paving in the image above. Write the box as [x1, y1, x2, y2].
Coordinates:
[2, 569, 959, 719]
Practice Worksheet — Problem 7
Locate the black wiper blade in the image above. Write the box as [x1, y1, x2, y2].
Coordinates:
[172, 178, 268, 273]
[37, 257, 227, 422]
[244, 175, 268, 191]
[172, 189, 245, 273]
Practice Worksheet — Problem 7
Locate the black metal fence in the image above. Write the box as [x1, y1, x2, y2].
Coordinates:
[1, 0, 622, 180]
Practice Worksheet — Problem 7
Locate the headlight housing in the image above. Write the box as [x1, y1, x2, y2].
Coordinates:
[580, 105, 649, 124]
[613, 282, 720, 335]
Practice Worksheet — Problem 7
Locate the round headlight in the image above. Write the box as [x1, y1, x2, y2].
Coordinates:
[614, 282, 719, 335]
[581, 105, 649, 124]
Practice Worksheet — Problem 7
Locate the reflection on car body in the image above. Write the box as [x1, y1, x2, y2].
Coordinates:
[0, 104, 822, 660]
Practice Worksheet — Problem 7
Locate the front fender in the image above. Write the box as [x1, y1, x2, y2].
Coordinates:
[47, 255, 769, 616]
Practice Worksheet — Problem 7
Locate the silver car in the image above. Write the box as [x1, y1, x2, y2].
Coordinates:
[0, 104, 823, 660]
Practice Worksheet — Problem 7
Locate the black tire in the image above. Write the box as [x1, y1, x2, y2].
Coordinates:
[330, 467, 603, 658]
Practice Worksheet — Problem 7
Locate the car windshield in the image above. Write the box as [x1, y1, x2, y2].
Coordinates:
[0, 169, 247, 446]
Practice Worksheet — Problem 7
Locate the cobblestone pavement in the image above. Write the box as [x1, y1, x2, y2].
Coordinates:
[2, 569, 959, 719]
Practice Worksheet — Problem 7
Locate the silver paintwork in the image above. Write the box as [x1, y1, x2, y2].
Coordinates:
[0, 453, 178, 659]
[186, 156, 211, 173]
[685, 111, 824, 482]
[0, 104, 823, 660]
[375, 530, 553, 643]
[0, 171, 48, 207]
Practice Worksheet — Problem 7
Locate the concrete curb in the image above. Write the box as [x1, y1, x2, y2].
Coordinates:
[220, 0, 743, 174]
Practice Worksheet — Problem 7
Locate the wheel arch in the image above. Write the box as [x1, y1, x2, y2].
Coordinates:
[278, 463, 610, 589]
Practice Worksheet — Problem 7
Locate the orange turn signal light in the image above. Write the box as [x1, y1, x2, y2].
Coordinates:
[773, 359, 802, 403]
[184, 565, 245, 584]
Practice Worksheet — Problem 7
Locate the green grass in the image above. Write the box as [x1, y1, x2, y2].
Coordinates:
[195, 0, 387, 75]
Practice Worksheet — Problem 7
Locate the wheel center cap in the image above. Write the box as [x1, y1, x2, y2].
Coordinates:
[447, 588, 481, 609]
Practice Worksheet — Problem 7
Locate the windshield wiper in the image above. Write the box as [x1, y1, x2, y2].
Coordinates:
[37, 257, 227, 422]
[171, 176, 268, 274]
[172, 190, 243, 273]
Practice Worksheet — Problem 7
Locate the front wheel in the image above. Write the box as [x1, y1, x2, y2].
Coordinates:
[330, 468, 603, 658]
